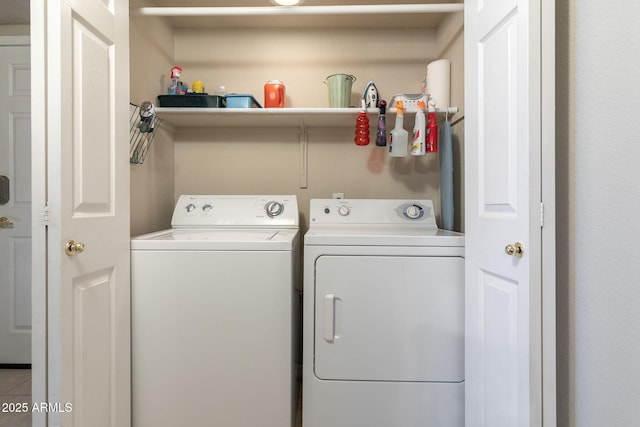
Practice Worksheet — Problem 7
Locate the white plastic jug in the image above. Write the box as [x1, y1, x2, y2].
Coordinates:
[325, 74, 356, 108]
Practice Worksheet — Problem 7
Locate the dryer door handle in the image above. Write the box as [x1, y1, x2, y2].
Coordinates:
[323, 293, 336, 343]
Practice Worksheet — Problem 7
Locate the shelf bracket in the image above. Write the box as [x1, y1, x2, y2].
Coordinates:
[299, 122, 308, 189]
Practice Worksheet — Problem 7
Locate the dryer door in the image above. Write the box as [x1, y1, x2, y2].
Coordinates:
[314, 255, 464, 382]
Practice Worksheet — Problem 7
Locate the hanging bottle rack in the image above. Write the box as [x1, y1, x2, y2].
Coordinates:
[129, 102, 163, 164]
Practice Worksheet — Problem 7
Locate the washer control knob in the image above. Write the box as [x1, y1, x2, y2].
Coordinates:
[404, 204, 423, 219]
[202, 204, 213, 212]
[186, 203, 196, 213]
[338, 206, 351, 216]
[265, 201, 284, 218]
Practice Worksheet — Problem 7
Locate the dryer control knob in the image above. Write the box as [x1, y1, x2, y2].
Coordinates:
[186, 203, 197, 213]
[404, 204, 423, 219]
[202, 204, 212, 212]
[265, 201, 284, 218]
[338, 206, 351, 216]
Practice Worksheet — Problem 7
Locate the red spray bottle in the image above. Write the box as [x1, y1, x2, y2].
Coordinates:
[354, 100, 370, 146]
[426, 102, 438, 153]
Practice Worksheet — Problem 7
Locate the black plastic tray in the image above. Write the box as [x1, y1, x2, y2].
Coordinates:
[157, 94, 226, 108]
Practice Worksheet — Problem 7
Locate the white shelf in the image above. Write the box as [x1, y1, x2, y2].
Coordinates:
[130, 3, 464, 29]
[155, 107, 458, 130]
[131, 4, 464, 17]
[156, 107, 368, 129]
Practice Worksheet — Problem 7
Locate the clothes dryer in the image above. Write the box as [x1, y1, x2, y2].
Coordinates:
[131, 195, 300, 427]
[303, 199, 464, 427]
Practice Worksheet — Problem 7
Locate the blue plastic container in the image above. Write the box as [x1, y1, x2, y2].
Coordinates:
[225, 94, 262, 108]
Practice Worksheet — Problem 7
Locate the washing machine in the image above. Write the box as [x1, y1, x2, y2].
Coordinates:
[302, 199, 465, 427]
[131, 195, 300, 427]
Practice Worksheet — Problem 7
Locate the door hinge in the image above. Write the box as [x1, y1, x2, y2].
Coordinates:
[540, 202, 544, 228]
[43, 202, 50, 226]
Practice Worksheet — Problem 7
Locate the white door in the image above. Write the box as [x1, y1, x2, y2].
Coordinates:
[0, 40, 31, 364]
[464, 0, 555, 426]
[31, 0, 130, 425]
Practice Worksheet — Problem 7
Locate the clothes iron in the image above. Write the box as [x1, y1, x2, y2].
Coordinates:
[362, 81, 378, 108]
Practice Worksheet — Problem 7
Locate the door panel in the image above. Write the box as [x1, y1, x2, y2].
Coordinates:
[478, 270, 520, 425]
[314, 255, 464, 382]
[71, 17, 113, 215]
[479, 12, 519, 212]
[0, 43, 31, 364]
[13, 239, 32, 329]
[72, 268, 114, 427]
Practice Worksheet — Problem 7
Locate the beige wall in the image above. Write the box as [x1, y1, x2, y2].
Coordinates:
[556, 0, 640, 425]
[437, 11, 464, 113]
[174, 28, 439, 108]
[129, 10, 177, 236]
[171, 24, 464, 232]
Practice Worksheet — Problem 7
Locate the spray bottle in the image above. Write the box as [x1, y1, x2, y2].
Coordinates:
[354, 100, 370, 146]
[375, 100, 387, 147]
[410, 101, 426, 156]
[168, 66, 183, 95]
[389, 101, 408, 157]
[426, 101, 438, 153]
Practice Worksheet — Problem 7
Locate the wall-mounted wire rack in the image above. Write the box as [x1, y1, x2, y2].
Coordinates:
[130, 102, 162, 164]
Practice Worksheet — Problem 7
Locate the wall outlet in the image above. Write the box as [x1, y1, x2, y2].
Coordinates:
[332, 193, 344, 199]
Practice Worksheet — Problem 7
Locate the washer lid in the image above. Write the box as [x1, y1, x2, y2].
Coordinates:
[131, 228, 298, 251]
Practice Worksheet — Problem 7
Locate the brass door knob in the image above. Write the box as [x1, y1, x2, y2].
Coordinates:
[65, 240, 86, 256]
[504, 242, 524, 257]
[0, 216, 13, 228]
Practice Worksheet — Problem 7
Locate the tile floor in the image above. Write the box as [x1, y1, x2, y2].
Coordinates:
[0, 369, 31, 427]
[0, 369, 301, 426]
